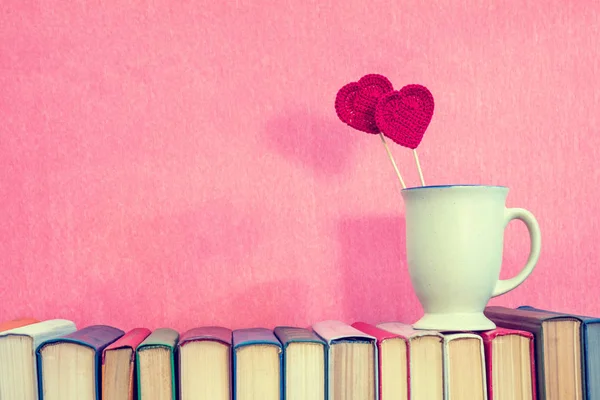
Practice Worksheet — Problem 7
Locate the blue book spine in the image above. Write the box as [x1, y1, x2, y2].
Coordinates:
[232, 328, 283, 400]
[274, 326, 328, 400]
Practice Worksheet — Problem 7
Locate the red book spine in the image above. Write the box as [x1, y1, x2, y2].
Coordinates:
[481, 329, 536, 400]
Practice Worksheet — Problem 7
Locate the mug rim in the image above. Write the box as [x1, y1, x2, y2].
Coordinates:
[402, 184, 507, 191]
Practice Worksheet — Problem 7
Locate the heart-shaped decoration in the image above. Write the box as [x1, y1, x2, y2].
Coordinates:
[375, 84, 434, 149]
[335, 74, 394, 134]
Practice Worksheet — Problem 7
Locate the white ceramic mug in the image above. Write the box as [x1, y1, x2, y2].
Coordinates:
[402, 185, 541, 331]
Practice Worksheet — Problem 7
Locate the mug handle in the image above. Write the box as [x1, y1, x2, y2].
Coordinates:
[492, 207, 542, 297]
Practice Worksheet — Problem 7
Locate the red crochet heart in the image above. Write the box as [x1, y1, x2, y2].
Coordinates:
[335, 74, 394, 134]
[375, 84, 434, 149]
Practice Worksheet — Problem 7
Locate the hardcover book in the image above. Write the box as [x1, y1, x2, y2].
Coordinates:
[518, 305, 600, 400]
[352, 322, 408, 400]
[376, 322, 444, 400]
[313, 320, 378, 400]
[443, 333, 487, 400]
[480, 327, 536, 400]
[274, 326, 326, 400]
[102, 328, 151, 400]
[485, 306, 584, 400]
[37, 325, 125, 400]
[0, 319, 77, 400]
[178, 326, 232, 400]
[232, 328, 283, 400]
[136, 328, 179, 400]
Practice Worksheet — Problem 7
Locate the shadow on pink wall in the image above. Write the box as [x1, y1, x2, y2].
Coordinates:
[263, 106, 360, 177]
[338, 215, 420, 325]
[57, 198, 271, 330]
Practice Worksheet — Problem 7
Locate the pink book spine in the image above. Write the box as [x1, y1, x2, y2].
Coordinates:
[352, 321, 409, 400]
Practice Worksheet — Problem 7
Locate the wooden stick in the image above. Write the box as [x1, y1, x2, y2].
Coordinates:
[413, 149, 425, 186]
[379, 133, 406, 189]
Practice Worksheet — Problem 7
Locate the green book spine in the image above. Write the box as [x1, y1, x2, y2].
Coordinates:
[136, 328, 179, 400]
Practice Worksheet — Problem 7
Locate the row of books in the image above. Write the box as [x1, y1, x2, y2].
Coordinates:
[0, 304, 597, 400]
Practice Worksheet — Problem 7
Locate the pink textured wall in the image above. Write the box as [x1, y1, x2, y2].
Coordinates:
[1, 1, 599, 332]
